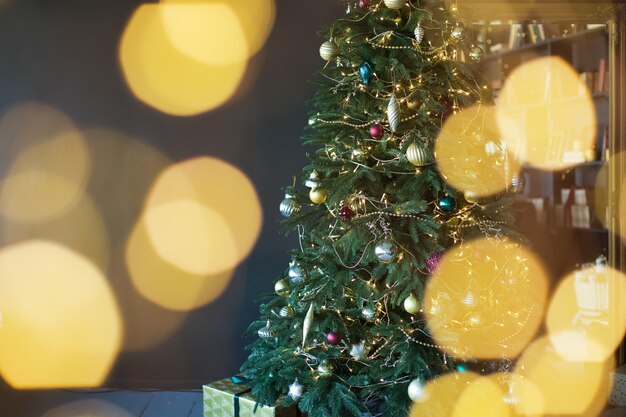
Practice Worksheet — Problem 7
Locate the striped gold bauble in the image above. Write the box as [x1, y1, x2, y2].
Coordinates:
[406, 143, 431, 166]
[319, 40, 339, 61]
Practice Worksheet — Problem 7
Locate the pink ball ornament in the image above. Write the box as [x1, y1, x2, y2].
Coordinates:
[359, 0, 371, 8]
[369, 123, 384, 139]
[326, 331, 342, 345]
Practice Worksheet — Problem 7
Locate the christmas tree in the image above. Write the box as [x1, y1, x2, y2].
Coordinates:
[242, 1, 536, 416]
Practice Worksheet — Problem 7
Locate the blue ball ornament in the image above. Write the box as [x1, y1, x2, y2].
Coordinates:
[456, 364, 468, 373]
[438, 196, 456, 213]
[359, 62, 373, 85]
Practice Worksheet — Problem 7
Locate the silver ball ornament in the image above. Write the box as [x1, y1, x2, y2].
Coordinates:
[408, 379, 427, 402]
[279, 194, 301, 218]
[406, 143, 431, 167]
[403, 294, 420, 314]
[384, 0, 407, 9]
[362, 306, 376, 320]
[318, 360, 334, 377]
[451, 26, 465, 42]
[288, 261, 307, 284]
[469, 46, 485, 62]
[320, 40, 339, 61]
[375, 239, 398, 263]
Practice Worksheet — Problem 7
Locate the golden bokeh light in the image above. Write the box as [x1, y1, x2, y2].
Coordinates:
[546, 265, 626, 362]
[424, 237, 548, 359]
[143, 157, 262, 276]
[435, 104, 522, 197]
[144, 200, 238, 275]
[42, 399, 133, 417]
[496, 56, 597, 170]
[161, 0, 275, 60]
[126, 156, 262, 310]
[452, 376, 511, 417]
[126, 219, 234, 311]
[0, 102, 90, 223]
[515, 337, 614, 416]
[0, 240, 122, 389]
[2, 194, 109, 271]
[482, 373, 544, 417]
[119, 4, 247, 116]
[158, 3, 248, 66]
[408, 372, 478, 417]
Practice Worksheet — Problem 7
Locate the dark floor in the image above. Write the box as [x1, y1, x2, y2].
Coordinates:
[0, 389, 203, 417]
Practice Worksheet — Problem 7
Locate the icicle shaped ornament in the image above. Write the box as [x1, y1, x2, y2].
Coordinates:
[302, 303, 315, 346]
[387, 95, 400, 133]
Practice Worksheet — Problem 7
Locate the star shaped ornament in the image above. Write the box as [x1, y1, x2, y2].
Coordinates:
[288, 380, 303, 401]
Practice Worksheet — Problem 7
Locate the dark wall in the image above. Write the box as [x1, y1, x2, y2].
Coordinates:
[0, 0, 343, 387]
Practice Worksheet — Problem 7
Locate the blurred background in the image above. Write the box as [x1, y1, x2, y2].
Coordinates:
[0, 0, 344, 390]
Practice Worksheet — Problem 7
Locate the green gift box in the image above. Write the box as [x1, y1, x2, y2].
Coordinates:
[203, 376, 300, 417]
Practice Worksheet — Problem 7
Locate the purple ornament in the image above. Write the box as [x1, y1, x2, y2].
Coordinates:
[326, 331, 342, 345]
[426, 252, 443, 274]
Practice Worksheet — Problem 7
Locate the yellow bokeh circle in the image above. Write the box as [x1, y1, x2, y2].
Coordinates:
[126, 156, 262, 311]
[0, 102, 90, 223]
[0, 240, 122, 389]
[119, 4, 247, 116]
[546, 265, 626, 362]
[424, 237, 548, 359]
[408, 372, 478, 417]
[435, 104, 521, 197]
[515, 337, 614, 416]
[496, 56, 597, 170]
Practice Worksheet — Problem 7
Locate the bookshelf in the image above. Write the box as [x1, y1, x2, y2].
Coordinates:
[476, 24, 611, 277]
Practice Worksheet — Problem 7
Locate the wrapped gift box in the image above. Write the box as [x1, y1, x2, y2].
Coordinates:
[610, 365, 626, 407]
[204, 376, 300, 417]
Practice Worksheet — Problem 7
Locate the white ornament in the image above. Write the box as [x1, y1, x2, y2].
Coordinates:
[408, 379, 428, 402]
[384, 0, 407, 9]
[463, 290, 476, 307]
[288, 380, 303, 401]
[403, 294, 420, 314]
[305, 171, 320, 188]
[279, 194, 301, 218]
[484, 141, 499, 156]
[414, 23, 424, 43]
[350, 341, 368, 360]
[302, 303, 315, 346]
[288, 261, 306, 284]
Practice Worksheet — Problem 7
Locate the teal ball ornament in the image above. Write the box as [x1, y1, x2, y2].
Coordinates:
[359, 62, 373, 85]
[438, 196, 456, 213]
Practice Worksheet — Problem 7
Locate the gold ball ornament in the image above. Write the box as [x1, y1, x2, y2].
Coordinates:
[407, 95, 421, 111]
[464, 191, 480, 204]
[451, 26, 465, 42]
[406, 143, 431, 167]
[404, 294, 420, 314]
[309, 188, 328, 204]
[274, 279, 290, 296]
[469, 46, 485, 62]
[384, 0, 407, 9]
[319, 40, 339, 61]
